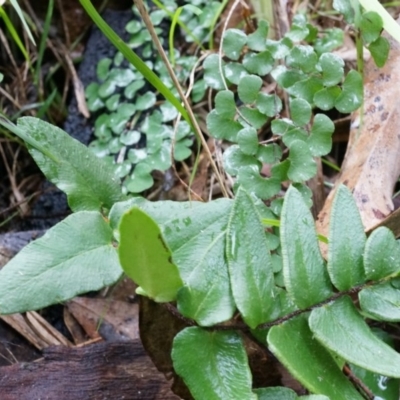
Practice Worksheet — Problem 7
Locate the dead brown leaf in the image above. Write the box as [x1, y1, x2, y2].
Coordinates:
[317, 29, 400, 246]
[67, 297, 139, 341]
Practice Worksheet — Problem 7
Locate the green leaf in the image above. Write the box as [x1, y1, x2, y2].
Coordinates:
[369, 36, 390, 68]
[309, 296, 400, 378]
[172, 327, 256, 400]
[360, 11, 383, 44]
[318, 53, 344, 87]
[223, 145, 261, 176]
[247, 19, 269, 51]
[286, 45, 318, 74]
[364, 227, 400, 280]
[135, 91, 156, 111]
[243, 51, 274, 76]
[19, 117, 124, 212]
[118, 207, 183, 302]
[237, 165, 281, 200]
[237, 127, 259, 155]
[222, 28, 247, 60]
[281, 186, 333, 308]
[333, 0, 356, 23]
[96, 57, 112, 81]
[203, 54, 225, 90]
[327, 185, 366, 290]
[207, 110, 243, 142]
[256, 144, 282, 164]
[335, 70, 363, 113]
[290, 98, 311, 127]
[239, 107, 268, 129]
[0, 212, 121, 314]
[224, 62, 249, 85]
[214, 90, 236, 119]
[226, 187, 275, 328]
[254, 387, 297, 400]
[307, 114, 334, 156]
[313, 87, 341, 111]
[125, 163, 154, 193]
[171, 204, 235, 324]
[287, 140, 317, 182]
[359, 281, 400, 322]
[124, 79, 145, 99]
[289, 76, 324, 104]
[267, 315, 364, 399]
[256, 93, 282, 117]
[238, 75, 263, 104]
[272, 66, 305, 89]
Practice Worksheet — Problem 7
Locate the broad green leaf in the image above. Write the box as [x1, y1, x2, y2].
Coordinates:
[111, 197, 235, 326]
[360, 11, 383, 44]
[222, 28, 247, 60]
[286, 45, 318, 74]
[363, 227, 400, 280]
[272, 65, 305, 89]
[327, 185, 366, 290]
[237, 127, 259, 155]
[96, 57, 112, 80]
[318, 53, 344, 87]
[223, 145, 261, 176]
[239, 106, 268, 129]
[289, 76, 324, 104]
[256, 143, 282, 164]
[313, 87, 341, 111]
[203, 54, 225, 90]
[359, 281, 400, 321]
[118, 207, 183, 302]
[350, 329, 400, 400]
[307, 114, 334, 156]
[290, 98, 311, 127]
[172, 327, 256, 400]
[369, 36, 390, 68]
[333, 0, 356, 23]
[135, 91, 156, 111]
[281, 186, 333, 308]
[243, 51, 274, 76]
[224, 62, 249, 85]
[287, 140, 317, 182]
[18, 117, 125, 212]
[207, 110, 243, 142]
[256, 93, 282, 117]
[247, 19, 269, 51]
[226, 187, 275, 328]
[254, 387, 297, 399]
[335, 70, 363, 113]
[0, 212, 121, 314]
[267, 315, 364, 399]
[214, 90, 236, 119]
[124, 163, 154, 193]
[238, 75, 263, 104]
[309, 296, 400, 378]
[237, 165, 281, 200]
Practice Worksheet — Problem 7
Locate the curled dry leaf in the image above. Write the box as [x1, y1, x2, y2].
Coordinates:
[317, 26, 400, 250]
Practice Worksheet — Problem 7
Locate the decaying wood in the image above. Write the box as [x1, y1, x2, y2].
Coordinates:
[317, 27, 400, 243]
[0, 340, 180, 400]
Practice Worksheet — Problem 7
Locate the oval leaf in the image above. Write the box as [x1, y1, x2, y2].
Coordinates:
[363, 226, 400, 280]
[172, 327, 256, 400]
[226, 187, 275, 328]
[18, 117, 125, 212]
[327, 185, 366, 290]
[118, 207, 183, 302]
[281, 186, 333, 308]
[309, 296, 400, 378]
[0, 212, 121, 314]
[267, 315, 364, 399]
[359, 281, 400, 322]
